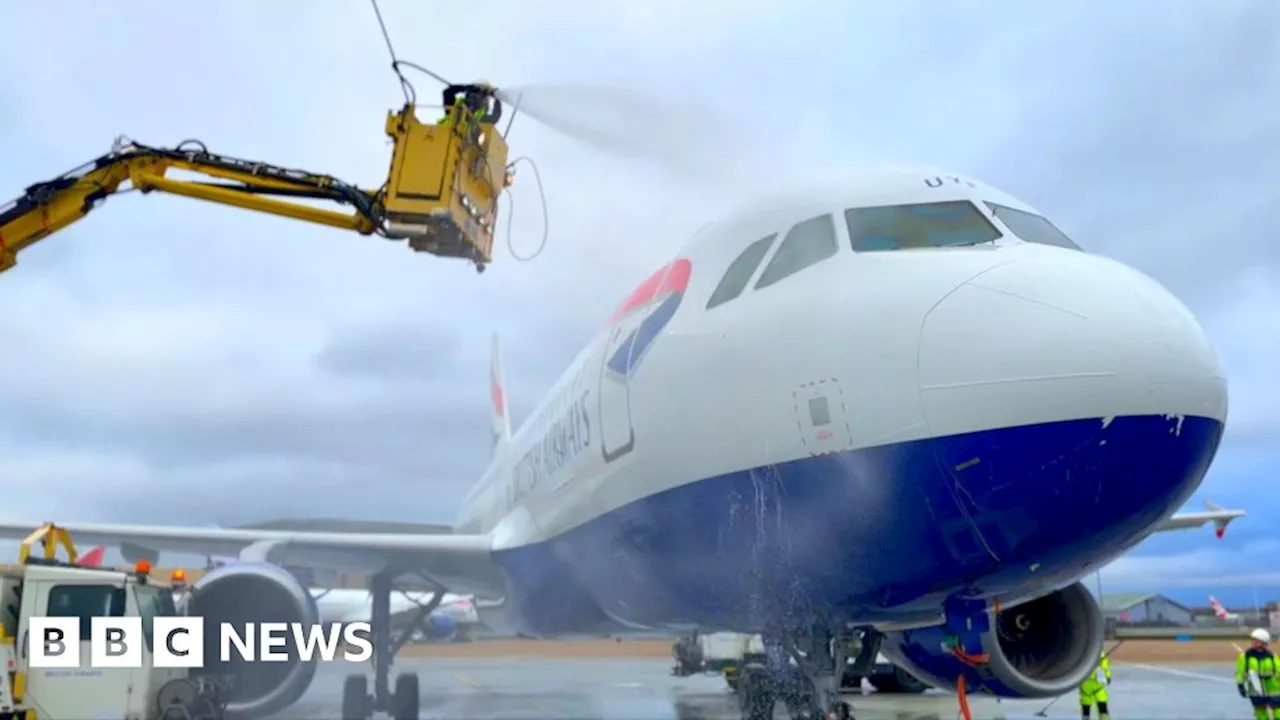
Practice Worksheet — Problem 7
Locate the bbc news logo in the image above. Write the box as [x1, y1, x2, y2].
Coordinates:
[29, 617, 374, 668]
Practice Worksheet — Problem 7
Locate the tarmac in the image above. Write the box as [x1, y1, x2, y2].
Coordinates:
[280, 656, 1242, 719]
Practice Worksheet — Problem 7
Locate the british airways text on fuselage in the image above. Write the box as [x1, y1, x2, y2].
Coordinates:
[507, 367, 593, 506]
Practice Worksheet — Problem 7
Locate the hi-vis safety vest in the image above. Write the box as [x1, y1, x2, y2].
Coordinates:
[1094, 653, 1111, 682]
[1081, 652, 1110, 692]
[1237, 650, 1279, 697]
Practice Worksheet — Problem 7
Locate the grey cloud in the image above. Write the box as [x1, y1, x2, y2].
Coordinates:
[315, 322, 464, 382]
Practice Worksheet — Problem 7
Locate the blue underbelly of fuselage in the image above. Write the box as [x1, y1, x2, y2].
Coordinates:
[490, 413, 1223, 636]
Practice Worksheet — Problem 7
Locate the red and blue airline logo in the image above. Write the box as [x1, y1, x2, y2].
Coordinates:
[604, 258, 692, 377]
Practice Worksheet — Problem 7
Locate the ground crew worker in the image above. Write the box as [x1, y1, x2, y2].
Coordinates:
[1078, 649, 1112, 719]
[439, 81, 502, 125]
[1237, 628, 1280, 720]
[170, 568, 191, 613]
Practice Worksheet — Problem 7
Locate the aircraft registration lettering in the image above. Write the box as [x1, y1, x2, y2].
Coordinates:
[923, 175, 976, 189]
[510, 389, 592, 504]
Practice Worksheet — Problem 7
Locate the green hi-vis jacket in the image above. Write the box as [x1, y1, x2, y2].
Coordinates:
[1079, 651, 1111, 698]
[1237, 648, 1280, 697]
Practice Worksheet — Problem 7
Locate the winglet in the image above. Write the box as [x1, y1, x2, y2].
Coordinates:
[1204, 500, 1235, 539]
[490, 333, 512, 457]
[1152, 500, 1245, 536]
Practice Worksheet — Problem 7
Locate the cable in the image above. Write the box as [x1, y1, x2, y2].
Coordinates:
[394, 60, 453, 89]
[368, 0, 416, 106]
[503, 156, 549, 262]
[368, 0, 458, 108]
[956, 674, 973, 720]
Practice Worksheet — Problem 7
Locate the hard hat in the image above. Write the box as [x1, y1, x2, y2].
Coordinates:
[475, 79, 494, 90]
[1252, 628, 1271, 644]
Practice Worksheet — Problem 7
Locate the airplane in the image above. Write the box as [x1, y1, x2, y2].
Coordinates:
[1210, 596, 1243, 623]
[0, 167, 1243, 720]
[310, 588, 478, 642]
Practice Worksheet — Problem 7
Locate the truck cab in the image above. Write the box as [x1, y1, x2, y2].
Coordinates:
[1, 561, 187, 719]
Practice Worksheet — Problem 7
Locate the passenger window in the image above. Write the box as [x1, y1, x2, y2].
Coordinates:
[985, 202, 1080, 250]
[845, 201, 1002, 252]
[755, 214, 838, 290]
[706, 234, 777, 309]
[48, 584, 126, 638]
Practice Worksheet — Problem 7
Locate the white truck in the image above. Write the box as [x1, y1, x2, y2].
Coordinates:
[0, 524, 230, 719]
[673, 632, 927, 695]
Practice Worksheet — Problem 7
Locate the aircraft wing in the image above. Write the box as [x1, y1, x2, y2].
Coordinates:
[0, 521, 506, 597]
[0, 499, 1243, 592]
[1151, 500, 1245, 538]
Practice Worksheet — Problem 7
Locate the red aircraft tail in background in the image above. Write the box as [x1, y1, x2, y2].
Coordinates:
[76, 546, 107, 567]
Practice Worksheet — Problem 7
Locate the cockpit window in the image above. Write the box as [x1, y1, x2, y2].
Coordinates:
[985, 202, 1080, 250]
[845, 201, 1002, 252]
[755, 214, 839, 290]
[706, 234, 776, 310]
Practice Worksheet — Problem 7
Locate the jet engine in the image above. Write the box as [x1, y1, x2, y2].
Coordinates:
[421, 613, 459, 642]
[186, 563, 320, 719]
[879, 581, 1105, 699]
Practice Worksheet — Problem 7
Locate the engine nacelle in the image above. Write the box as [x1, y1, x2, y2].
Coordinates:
[424, 613, 459, 642]
[879, 581, 1105, 699]
[186, 563, 320, 719]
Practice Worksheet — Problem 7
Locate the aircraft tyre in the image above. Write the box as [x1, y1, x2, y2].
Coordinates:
[341, 675, 372, 720]
[779, 682, 852, 720]
[839, 670, 861, 691]
[392, 673, 420, 720]
[749, 626, 871, 720]
[737, 663, 775, 720]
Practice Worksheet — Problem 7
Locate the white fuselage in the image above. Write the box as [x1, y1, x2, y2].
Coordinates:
[438, 167, 1226, 635]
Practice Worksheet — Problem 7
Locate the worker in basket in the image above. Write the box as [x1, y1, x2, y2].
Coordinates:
[1078, 648, 1112, 719]
[440, 81, 503, 126]
[1237, 628, 1280, 720]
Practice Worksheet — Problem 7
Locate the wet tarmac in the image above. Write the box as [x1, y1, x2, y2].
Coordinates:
[284, 657, 1239, 719]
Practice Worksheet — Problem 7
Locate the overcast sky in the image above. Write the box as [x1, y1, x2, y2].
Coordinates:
[0, 1, 1276, 603]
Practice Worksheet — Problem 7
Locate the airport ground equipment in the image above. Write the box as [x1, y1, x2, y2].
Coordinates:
[0, 90, 521, 720]
[672, 631, 928, 695]
[0, 523, 226, 720]
[0, 93, 515, 276]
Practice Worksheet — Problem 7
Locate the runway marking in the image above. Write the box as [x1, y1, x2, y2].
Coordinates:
[1119, 662, 1233, 684]
[454, 674, 485, 689]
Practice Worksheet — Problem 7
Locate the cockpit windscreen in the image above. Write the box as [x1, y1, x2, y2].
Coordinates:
[985, 202, 1081, 250]
[845, 201, 1002, 252]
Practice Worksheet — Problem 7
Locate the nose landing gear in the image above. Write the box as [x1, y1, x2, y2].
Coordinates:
[736, 625, 881, 720]
[341, 569, 445, 720]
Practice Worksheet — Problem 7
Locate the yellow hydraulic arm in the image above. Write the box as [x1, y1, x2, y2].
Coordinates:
[18, 523, 79, 565]
[0, 100, 512, 275]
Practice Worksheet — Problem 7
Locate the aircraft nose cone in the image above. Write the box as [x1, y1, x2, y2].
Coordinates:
[920, 252, 1227, 430]
[916, 251, 1227, 568]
